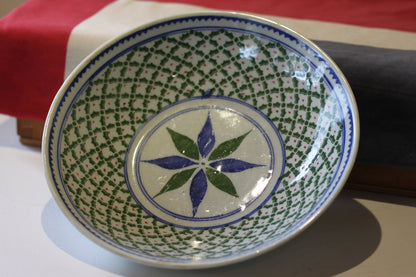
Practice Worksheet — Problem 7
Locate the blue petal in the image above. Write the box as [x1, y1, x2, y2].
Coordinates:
[142, 156, 197, 169]
[209, 159, 264, 173]
[189, 169, 207, 217]
[197, 114, 215, 158]
[202, 89, 213, 97]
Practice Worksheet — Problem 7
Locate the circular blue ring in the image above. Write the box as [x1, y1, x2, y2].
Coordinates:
[126, 96, 286, 228]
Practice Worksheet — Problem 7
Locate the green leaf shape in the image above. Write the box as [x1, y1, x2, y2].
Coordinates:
[208, 130, 251, 161]
[154, 168, 196, 198]
[205, 167, 238, 198]
[167, 128, 199, 160]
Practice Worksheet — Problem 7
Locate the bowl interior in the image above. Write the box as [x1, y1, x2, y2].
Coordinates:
[44, 13, 358, 268]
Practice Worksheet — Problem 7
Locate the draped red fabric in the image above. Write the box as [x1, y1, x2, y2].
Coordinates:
[0, 0, 414, 120]
[0, 0, 114, 120]
[152, 0, 416, 32]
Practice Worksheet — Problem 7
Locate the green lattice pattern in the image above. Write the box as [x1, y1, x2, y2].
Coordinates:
[60, 29, 343, 260]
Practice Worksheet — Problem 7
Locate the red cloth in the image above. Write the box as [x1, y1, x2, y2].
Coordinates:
[0, 0, 415, 120]
[154, 0, 416, 32]
[0, 0, 113, 120]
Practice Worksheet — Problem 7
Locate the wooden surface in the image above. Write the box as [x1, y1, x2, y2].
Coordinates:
[348, 163, 416, 197]
[17, 118, 416, 197]
[17, 118, 44, 147]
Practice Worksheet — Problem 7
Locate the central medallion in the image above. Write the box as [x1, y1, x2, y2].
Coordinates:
[125, 96, 285, 229]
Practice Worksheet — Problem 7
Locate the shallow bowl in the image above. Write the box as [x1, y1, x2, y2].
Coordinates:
[43, 12, 359, 269]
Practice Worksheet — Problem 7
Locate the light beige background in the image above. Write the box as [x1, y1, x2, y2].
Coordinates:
[0, 0, 26, 18]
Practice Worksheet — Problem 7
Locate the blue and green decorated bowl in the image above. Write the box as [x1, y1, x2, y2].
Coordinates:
[43, 12, 359, 269]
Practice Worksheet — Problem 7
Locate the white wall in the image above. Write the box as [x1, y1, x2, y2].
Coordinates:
[0, 0, 27, 18]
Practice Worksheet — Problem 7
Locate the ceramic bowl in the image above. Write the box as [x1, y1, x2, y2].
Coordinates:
[43, 12, 359, 269]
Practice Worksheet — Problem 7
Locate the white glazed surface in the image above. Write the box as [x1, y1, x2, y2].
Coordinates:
[43, 12, 359, 269]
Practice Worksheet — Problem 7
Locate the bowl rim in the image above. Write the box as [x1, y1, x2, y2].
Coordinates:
[42, 11, 360, 269]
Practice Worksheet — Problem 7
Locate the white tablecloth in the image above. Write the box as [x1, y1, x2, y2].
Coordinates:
[1, 113, 415, 276]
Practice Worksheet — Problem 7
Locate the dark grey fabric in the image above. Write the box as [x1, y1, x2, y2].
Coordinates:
[314, 41, 416, 167]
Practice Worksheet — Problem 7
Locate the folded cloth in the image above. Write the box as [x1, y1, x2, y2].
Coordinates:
[314, 41, 416, 167]
[154, 0, 416, 32]
[0, 0, 113, 120]
[0, 0, 415, 167]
